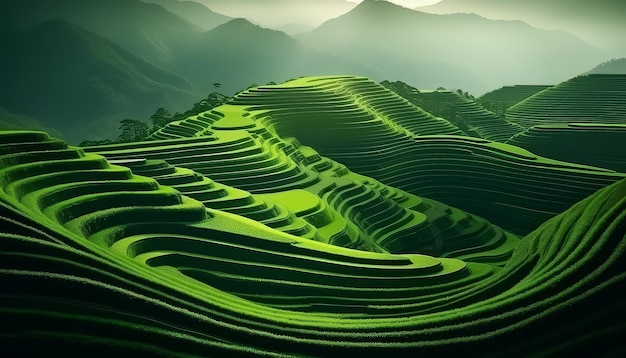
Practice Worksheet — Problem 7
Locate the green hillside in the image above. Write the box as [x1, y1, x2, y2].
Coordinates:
[0, 19, 201, 144]
[507, 124, 626, 172]
[382, 80, 524, 142]
[3, 0, 204, 70]
[221, 76, 625, 235]
[506, 74, 626, 128]
[85, 102, 517, 263]
[2, 122, 625, 355]
[478, 85, 552, 116]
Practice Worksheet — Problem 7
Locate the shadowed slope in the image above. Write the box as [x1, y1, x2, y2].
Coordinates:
[0, 19, 200, 143]
[2, 128, 625, 355]
[506, 74, 626, 129]
[478, 84, 552, 116]
[507, 123, 626, 172]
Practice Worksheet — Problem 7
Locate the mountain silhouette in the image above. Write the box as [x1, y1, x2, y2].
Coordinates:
[192, 0, 357, 28]
[420, 0, 626, 54]
[298, 0, 603, 95]
[0, 19, 201, 144]
[176, 18, 383, 94]
[141, 0, 232, 30]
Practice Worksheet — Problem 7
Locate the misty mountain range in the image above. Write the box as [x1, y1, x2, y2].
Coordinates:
[0, 0, 623, 143]
[419, 0, 626, 54]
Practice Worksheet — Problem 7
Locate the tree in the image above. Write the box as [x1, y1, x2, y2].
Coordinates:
[149, 107, 172, 133]
[118, 119, 148, 142]
[181, 92, 230, 118]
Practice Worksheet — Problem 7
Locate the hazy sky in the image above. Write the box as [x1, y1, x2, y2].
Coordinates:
[346, 0, 442, 8]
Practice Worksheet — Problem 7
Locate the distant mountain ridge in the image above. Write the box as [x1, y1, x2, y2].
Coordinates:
[0, 19, 201, 144]
[192, 0, 358, 28]
[140, 0, 232, 30]
[419, 0, 626, 53]
[298, 0, 603, 95]
[0, 0, 382, 142]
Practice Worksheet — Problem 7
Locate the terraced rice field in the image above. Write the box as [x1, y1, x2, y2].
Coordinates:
[478, 85, 551, 114]
[506, 74, 626, 128]
[507, 123, 626, 172]
[2, 75, 626, 355]
[382, 81, 524, 142]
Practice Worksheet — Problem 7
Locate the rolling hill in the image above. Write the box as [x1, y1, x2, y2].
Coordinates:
[585, 58, 626, 75]
[152, 76, 623, 237]
[505, 74, 626, 129]
[297, 0, 603, 95]
[381, 80, 524, 142]
[478, 84, 552, 115]
[0, 19, 201, 144]
[2, 72, 626, 353]
[419, 0, 626, 54]
[502, 70, 626, 172]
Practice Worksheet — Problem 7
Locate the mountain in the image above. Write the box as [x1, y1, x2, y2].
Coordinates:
[140, 0, 232, 30]
[419, 0, 626, 54]
[298, 0, 604, 95]
[176, 18, 383, 95]
[2, 0, 205, 70]
[585, 58, 626, 75]
[192, 0, 358, 28]
[0, 19, 201, 144]
[1, 0, 386, 139]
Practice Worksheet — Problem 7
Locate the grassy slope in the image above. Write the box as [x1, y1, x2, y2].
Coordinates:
[223, 76, 626, 235]
[1, 127, 624, 355]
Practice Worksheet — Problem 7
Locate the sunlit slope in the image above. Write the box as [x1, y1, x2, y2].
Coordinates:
[230, 76, 466, 140]
[0, 130, 494, 317]
[381, 80, 524, 142]
[507, 123, 626, 172]
[506, 74, 626, 128]
[2, 129, 625, 355]
[214, 76, 625, 235]
[85, 106, 517, 263]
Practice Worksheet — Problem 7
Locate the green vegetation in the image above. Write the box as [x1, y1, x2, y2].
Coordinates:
[381, 80, 524, 142]
[222, 76, 625, 235]
[2, 73, 626, 355]
[477, 85, 551, 117]
[506, 74, 626, 129]
[507, 124, 626, 172]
